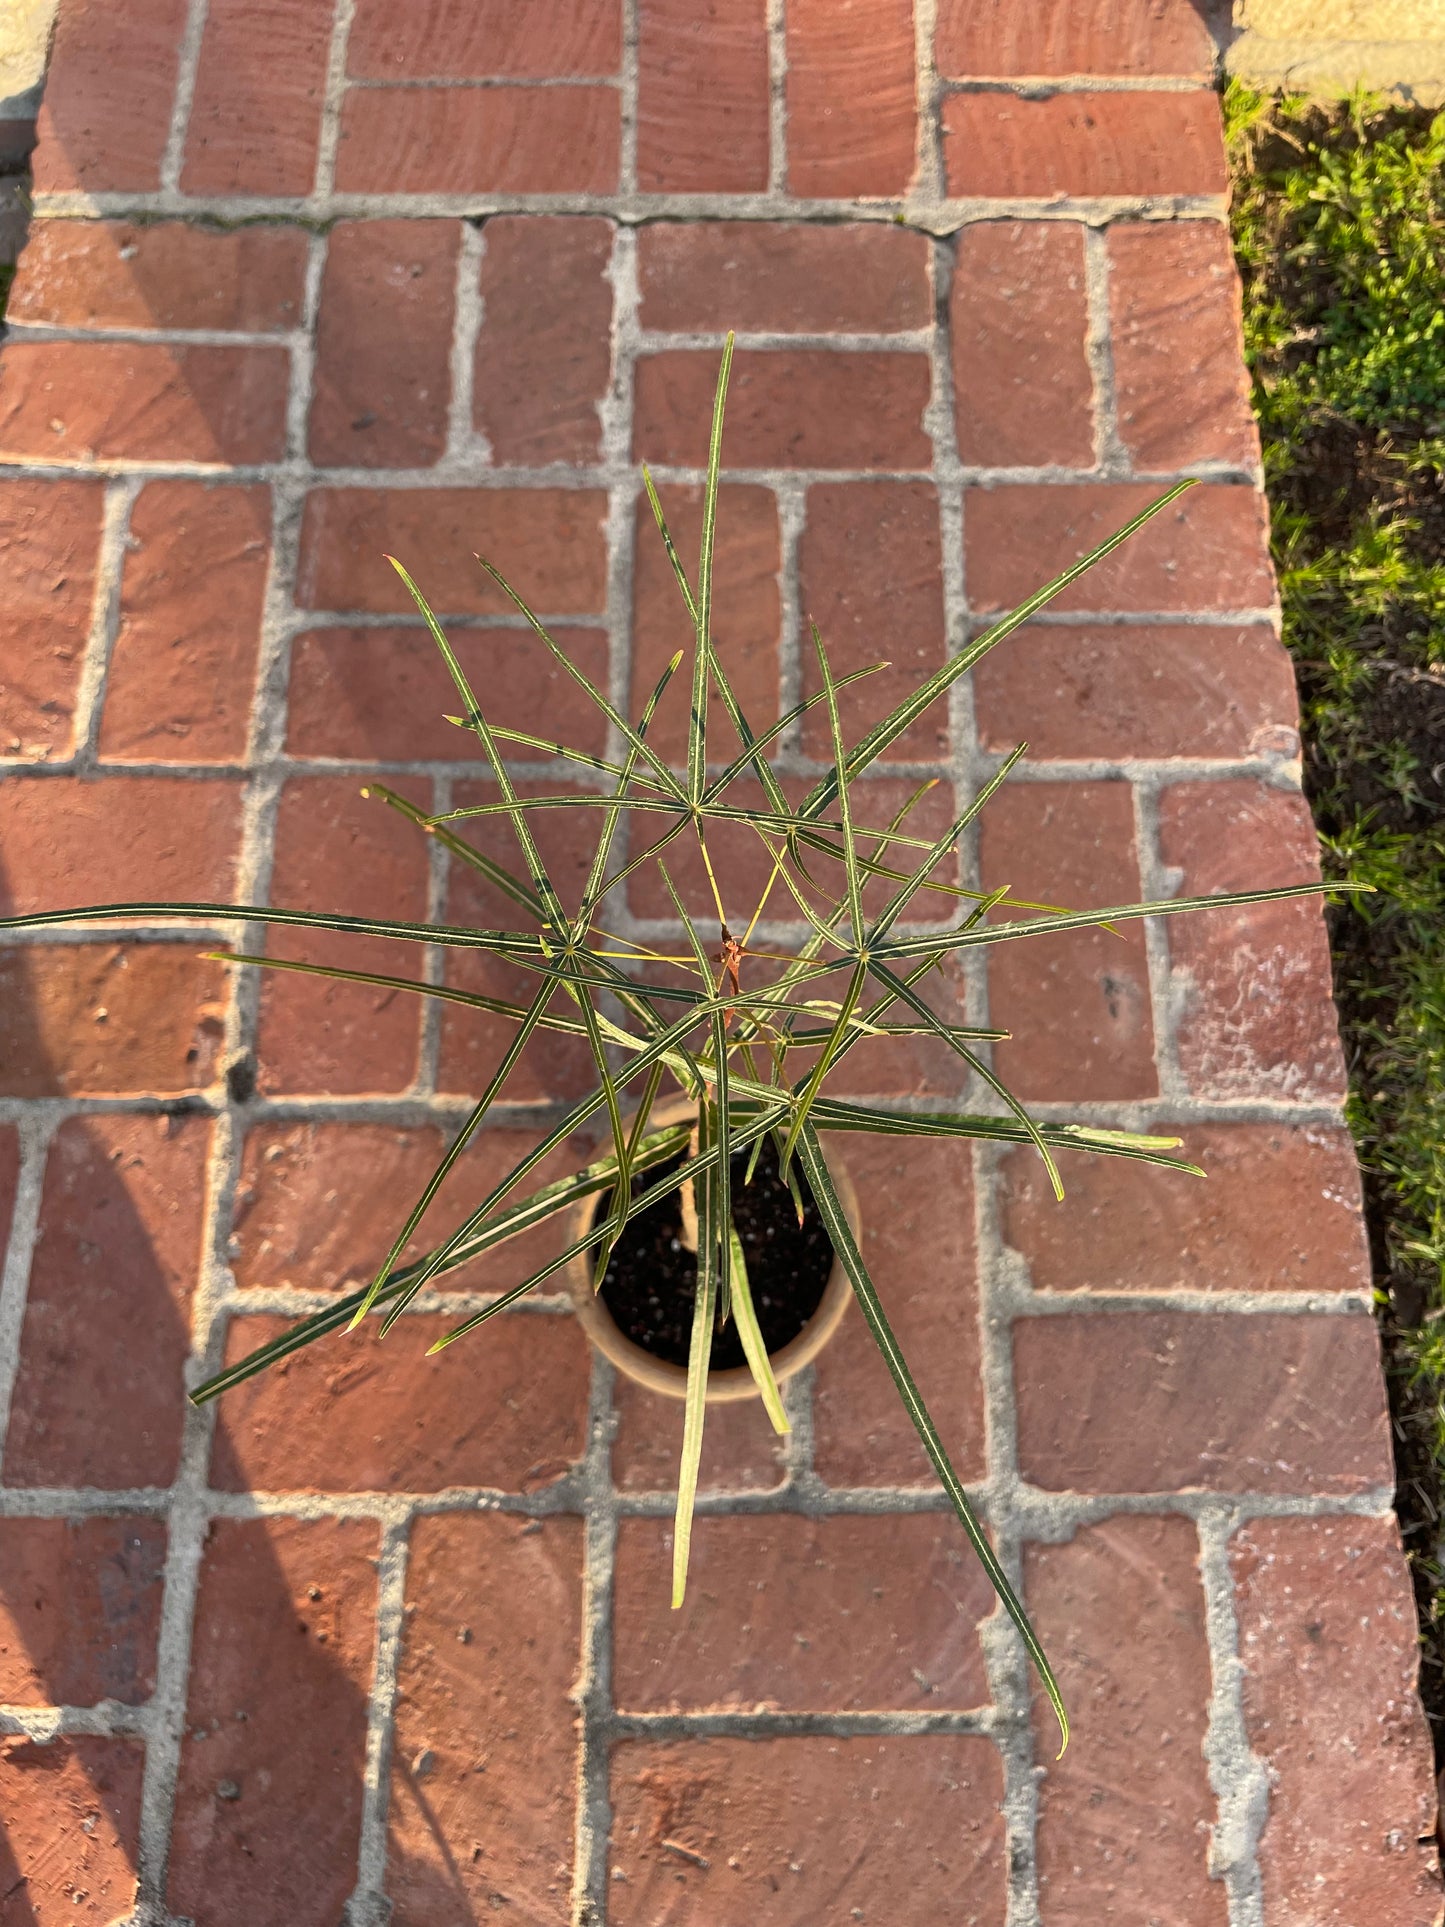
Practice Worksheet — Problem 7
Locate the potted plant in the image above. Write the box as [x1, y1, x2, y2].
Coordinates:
[0, 342, 1342, 1750]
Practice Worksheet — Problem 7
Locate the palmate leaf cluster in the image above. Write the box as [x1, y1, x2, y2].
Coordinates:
[0, 343, 1342, 1749]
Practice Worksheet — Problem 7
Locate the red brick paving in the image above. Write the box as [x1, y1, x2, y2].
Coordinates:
[0, 3, 1433, 1923]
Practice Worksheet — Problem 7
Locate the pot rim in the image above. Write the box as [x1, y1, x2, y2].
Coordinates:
[566, 1094, 860, 1403]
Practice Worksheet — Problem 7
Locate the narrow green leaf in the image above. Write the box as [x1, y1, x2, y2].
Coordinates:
[423, 1101, 789, 1356]
[702, 662, 890, 803]
[642, 462, 700, 623]
[689, 332, 734, 806]
[728, 1222, 789, 1433]
[779, 954, 870, 1179]
[867, 953, 1065, 1200]
[802, 482, 1199, 819]
[389, 555, 570, 941]
[867, 746, 1028, 947]
[362, 782, 548, 922]
[674, 1105, 716, 1608]
[0, 901, 556, 958]
[190, 1123, 695, 1402]
[878, 879, 1370, 961]
[368, 980, 555, 1333]
[796, 1124, 1068, 1755]
[806, 1099, 1204, 1172]
[810, 622, 864, 946]
[473, 553, 688, 805]
[202, 949, 582, 1030]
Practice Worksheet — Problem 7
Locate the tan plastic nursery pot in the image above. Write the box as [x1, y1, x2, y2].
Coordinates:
[566, 1094, 860, 1402]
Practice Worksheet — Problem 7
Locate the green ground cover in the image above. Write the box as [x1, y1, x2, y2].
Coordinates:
[1227, 82, 1445, 1747]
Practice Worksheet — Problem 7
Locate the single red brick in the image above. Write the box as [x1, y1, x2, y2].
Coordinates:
[0, 946, 229, 1097]
[437, 780, 603, 1105]
[475, 217, 614, 464]
[0, 342, 289, 465]
[0, 477, 104, 763]
[615, 1512, 994, 1712]
[350, 0, 621, 75]
[0, 774, 242, 915]
[1014, 1309, 1394, 1494]
[0, 1517, 166, 1705]
[0, 1735, 144, 1922]
[637, 0, 770, 193]
[181, 0, 332, 195]
[167, 1517, 377, 1926]
[812, 1134, 986, 1486]
[611, 1374, 789, 1493]
[972, 621, 1300, 760]
[639, 221, 931, 333]
[979, 779, 1156, 1100]
[1001, 1122, 1371, 1294]
[296, 487, 609, 615]
[210, 1310, 589, 1492]
[231, 1119, 582, 1300]
[634, 350, 932, 469]
[310, 221, 459, 469]
[1028, 1515, 1223, 1926]
[800, 480, 947, 762]
[7, 220, 310, 332]
[30, 0, 186, 193]
[952, 222, 1094, 467]
[936, 0, 1217, 77]
[943, 90, 1227, 198]
[1232, 1515, 1440, 1927]
[287, 624, 610, 762]
[386, 1514, 582, 1922]
[253, 777, 429, 1096]
[232, 1119, 447, 1292]
[1158, 782, 1345, 1101]
[630, 482, 780, 768]
[786, 0, 917, 198]
[335, 85, 621, 194]
[1108, 222, 1258, 468]
[100, 482, 268, 764]
[963, 483, 1274, 613]
[4, 1113, 208, 1488]
[610, 1735, 1006, 1923]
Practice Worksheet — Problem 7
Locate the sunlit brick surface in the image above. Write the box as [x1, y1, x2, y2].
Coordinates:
[0, 2, 1434, 1920]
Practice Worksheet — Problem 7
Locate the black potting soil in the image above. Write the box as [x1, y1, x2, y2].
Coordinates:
[592, 1136, 836, 1370]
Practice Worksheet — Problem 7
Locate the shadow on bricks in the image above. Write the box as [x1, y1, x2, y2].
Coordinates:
[0, 849, 379, 1918]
